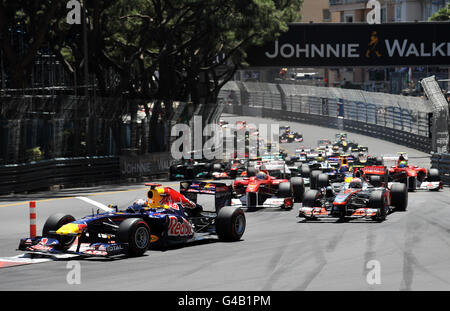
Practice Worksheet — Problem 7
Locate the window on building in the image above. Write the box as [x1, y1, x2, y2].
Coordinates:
[396, 6, 401, 21]
[345, 15, 353, 23]
[323, 9, 331, 22]
[381, 7, 387, 23]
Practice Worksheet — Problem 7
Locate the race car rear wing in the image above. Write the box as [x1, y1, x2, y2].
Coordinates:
[179, 181, 232, 213]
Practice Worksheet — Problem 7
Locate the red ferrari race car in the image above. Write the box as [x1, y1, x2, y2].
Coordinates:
[232, 167, 304, 209]
[299, 169, 408, 222]
[384, 153, 442, 191]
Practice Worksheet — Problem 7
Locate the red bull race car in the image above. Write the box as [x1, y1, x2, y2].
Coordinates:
[18, 182, 246, 258]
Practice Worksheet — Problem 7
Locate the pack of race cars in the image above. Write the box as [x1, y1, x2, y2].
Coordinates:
[16, 121, 443, 260]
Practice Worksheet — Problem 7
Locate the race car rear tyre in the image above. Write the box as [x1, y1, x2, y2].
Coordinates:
[369, 175, 382, 187]
[317, 173, 329, 188]
[368, 190, 388, 221]
[117, 218, 151, 257]
[407, 176, 417, 192]
[216, 206, 246, 241]
[300, 164, 310, 178]
[247, 167, 257, 177]
[42, 213, 76, 250]
[310, 170, 321, 190]
[278, 182, 292, 198]
[291, 177, 305, 202]
[302, 190, 321, 207]
[428, 168, 440, 182]
[391, 183, 408, 211]
[213, 163, 222, 172]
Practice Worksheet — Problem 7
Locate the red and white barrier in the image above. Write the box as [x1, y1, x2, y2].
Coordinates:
[29, 201, 36, 238]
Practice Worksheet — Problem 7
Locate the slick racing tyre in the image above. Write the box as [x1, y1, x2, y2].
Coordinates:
[42, 213, 76, 250]
[302, 189, 321, 207]
[407, 176, 417, 192]
[369, 175, 382, 187]
[390, 183, 408, 211]
[291, 177, 305, 202]
[213, 163, 222, 172]
[278, 182, 292, 198]
[368, 190, 388, 221]
[117, 218, 151, 257]
[247, 167, 257, 177]
[216, 206, 246, 241]
[317, 173, 329, 188]
[300, 164, 310, 178]
[428, 168, 440, 182]
[310, 170, 321, 190]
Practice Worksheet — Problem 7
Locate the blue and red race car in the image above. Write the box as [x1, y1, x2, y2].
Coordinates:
[18, 181, 246, 257]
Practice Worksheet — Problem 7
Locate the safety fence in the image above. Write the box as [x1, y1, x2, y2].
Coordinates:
[0, 95, 187, 194]
[431, 153, 450, 185]
[219, 81, 436, 153]
[0, 156, 119, 195]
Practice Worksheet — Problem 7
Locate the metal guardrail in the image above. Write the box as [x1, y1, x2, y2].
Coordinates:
[0, 156, 120, 195]
[219, 81, 435, 153]
[431, 153, 450, 185]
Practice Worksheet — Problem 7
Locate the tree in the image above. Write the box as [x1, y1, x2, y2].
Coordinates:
[428, 4, 450, 21]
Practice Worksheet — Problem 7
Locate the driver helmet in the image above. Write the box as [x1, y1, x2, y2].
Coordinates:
[348, 178, 363, 189]
[130, 199, 147, 211]
[256, 171, 268, 180]
[340, 165, 349, 173]
[399, 160, 408, 168]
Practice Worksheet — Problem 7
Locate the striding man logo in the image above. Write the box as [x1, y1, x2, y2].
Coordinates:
[366, 31, 382, 58]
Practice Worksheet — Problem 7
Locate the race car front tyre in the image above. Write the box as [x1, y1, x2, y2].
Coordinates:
[368, 190, 388, 221]
[391, 183, 408, 211]
[291, 177, 305, 202]
[302, 189, 321, 207]
[278, 182, 292, 198]
[216, 206, 246, 241]
[42, 213, 77, 250]
[117, 218, 151, 257]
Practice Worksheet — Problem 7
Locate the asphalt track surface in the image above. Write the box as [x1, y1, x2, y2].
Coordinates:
[1, 113, 449, 291]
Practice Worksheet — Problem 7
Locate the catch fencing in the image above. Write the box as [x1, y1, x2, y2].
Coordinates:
[431, 153, 450, 185]
[0, 95, 182, 194]
[219, 80, 435, 153]
[0, 156, 119, 195]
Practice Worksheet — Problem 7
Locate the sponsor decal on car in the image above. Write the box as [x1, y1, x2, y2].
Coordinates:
[168, 216, 193, 237]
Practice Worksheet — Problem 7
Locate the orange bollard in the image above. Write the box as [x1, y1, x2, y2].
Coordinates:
[29, 201, 36, 238]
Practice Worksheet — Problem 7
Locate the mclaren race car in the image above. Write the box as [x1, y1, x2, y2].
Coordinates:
[299, 171, 408, 222]
[18, 182, 245, 258]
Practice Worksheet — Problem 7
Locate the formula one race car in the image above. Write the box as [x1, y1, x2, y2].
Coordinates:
[384, 153, 442, 191]
[232, 168, 304, 209]
[299, 173, 408, 222]
[18, 182, 245, 258]
[169, 159, 212, 180]
[279, 126, 303, 143]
